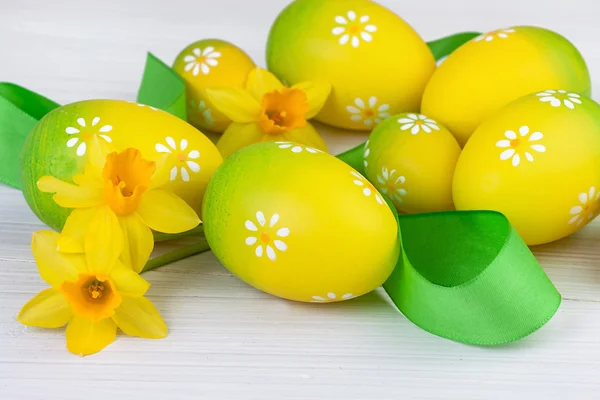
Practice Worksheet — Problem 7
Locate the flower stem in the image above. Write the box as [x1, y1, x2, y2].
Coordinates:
[153, 225, 204, 242]
[142, 237, 211, 273]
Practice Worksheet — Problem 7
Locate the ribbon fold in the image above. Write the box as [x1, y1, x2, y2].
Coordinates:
[386, 206, 561, 345]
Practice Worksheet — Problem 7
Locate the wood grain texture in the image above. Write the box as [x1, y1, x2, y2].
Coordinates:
[1, 0, 600, 398]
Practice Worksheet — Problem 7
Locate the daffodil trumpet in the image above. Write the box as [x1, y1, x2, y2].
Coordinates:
[18, 230, 167, 356]
[37, 137, 201, 273]
[204, 67, 331, 158]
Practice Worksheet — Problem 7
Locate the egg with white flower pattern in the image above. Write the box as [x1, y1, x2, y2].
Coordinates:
[173, 39, 256, 133]
[202, 141, 400, 302]
[21, 100, 222, 231]
[453, 91, 600, 245]
[364, 113, 461, 214]
[422, 26, 591, 147]
[266, 0, 435, 131]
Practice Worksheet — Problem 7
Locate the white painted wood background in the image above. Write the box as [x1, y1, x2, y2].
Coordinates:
[1, 0, 600, 398]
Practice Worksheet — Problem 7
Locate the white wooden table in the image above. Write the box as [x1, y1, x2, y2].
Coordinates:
[1, 0, 600, 398]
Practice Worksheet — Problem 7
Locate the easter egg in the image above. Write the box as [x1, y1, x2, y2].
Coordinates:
[203, 141, 400, 302]
[364, 113, 461, 214]
[173, 39, 256, 132]
[266, 0, 435, 131]
[21, 100, 222, 231]
[422, 26, 591, 147]
[453, 91, 600, 245]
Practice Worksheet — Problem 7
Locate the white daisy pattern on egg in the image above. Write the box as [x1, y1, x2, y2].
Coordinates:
[568, 186, 600, 227]
[474, 28, 516, 42]
[311, 293, 356, 303]
[155, 137, 201, 182]
[376, 167, 407, 204]
[245, 211, 290, 261]
[276, 142, 320, 154]
[536, 90, 582, 109]
[398, 114, 440, 135]
[65, 117, 113, 157]
[183, 46, 221, 76]
[346, 97, 390, 127]
[363, 140, 371, 169]
[496, 126, 545, 167]
[189, 99, 215, 126]
[351, 171, 384, 205]
[332, 11, 377, 48]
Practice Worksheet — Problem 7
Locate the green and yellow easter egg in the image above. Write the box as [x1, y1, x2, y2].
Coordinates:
[364, 113, 461, 214]
[453, 91, 600, 245]
[422, 26, 591, 147]
[266, 0, 435, 131]
[173, 39, 256, 132]
[203, 141, 400, 302]
[21, 100, 222, 231]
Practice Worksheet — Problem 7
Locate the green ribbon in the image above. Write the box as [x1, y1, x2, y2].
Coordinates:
[385, 205, 560, 345]
[0, 83, 59, 189]
[0, 31, 562, 345]
[137, 53, 188, 120]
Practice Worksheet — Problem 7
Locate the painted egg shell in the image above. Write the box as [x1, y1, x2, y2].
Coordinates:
[21, 100, 222, 231]
[202, 141, 400, 303]
[266, 0, 435, 131]
[422, 26, 591, 147]
[364, 113, 461, 214]
[453, 91, 600, 245]
[173, 39, 256, 133]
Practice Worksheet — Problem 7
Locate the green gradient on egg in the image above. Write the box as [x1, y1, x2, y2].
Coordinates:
[422, 26, 591, 147]
[203, 141, 399, 303]
[267, 0, 435, 131]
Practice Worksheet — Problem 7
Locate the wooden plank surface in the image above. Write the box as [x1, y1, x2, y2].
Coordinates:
[1, 0, 600, 398]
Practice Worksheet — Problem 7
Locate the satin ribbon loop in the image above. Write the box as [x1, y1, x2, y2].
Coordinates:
[384, 208, 561, 345]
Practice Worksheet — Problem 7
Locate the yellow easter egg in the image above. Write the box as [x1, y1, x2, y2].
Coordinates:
[21, 100, 222, 230]
[422, 26, 591, 146]
[453, 91, 600, 245]
[267, 0, 435, 131]
[173, 39, 256, 132]
[203, 141, 400, 302]
[364, 113, 461, 213]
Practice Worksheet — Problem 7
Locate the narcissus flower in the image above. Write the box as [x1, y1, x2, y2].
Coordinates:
[18, 230, 167, 356]
[37, 138, 200, 273]
[205, 67, 331, 158]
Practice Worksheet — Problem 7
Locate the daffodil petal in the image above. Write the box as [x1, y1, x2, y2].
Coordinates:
[204, 87, 261, 123]
[245, 67, 284, 101]
[137, 189, 200, 234]
[216, 122, 264, 159]
[84, 206, 123, 275]
[110, 260, 151, 297]
[87, 135, 113, 175]
[17, 288, 72, 328]
[112, 296, 167, 339]
[148, 154, 171, 190]
[283, 123, 328, 152]
[37, 176, 103, 208]
[66, 316, 117, 356]
[119, 213, 154, 273]
[292, 81, 332, 119]
[32, 231, 81, 287]
[57, 207, 98, 254]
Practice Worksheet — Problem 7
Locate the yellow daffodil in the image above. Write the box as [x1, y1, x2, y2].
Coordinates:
[205, 67, 331, 158]
[18, 230, 167, 356]
[37, 138, 200, 273]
